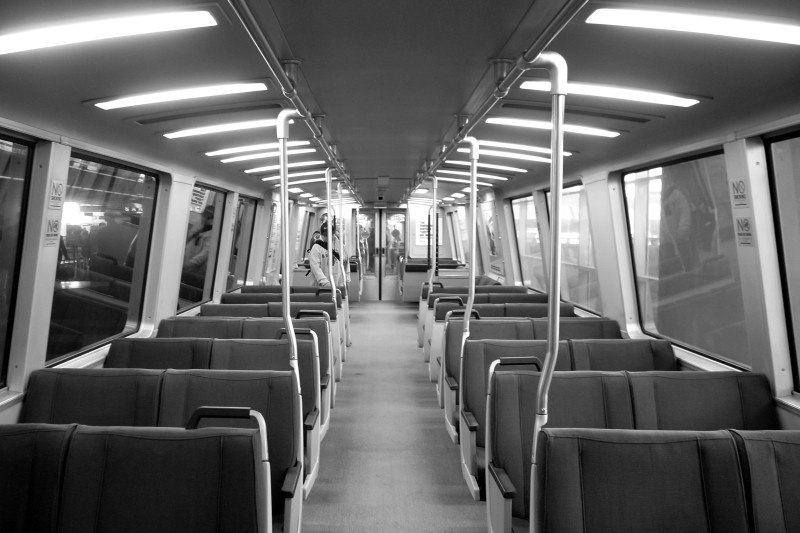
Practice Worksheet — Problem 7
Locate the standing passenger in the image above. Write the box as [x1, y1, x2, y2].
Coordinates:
[309, 222, 342, 287]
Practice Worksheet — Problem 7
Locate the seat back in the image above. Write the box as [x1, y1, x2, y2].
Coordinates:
[21, 368, 163, 426]
[503, 302, 574, 318]
[486, 292, 548, 304]
[569, 339, 677, 371]
[242, 317, 332, 383]
[534, 428, 749, 533]
[222, 291, 343, 307]
[434, 302, 503, 321]
[200, 303, 271, 317]
[532, 316, 621, 339]
[732, 429, 800, 533]
[629, 371, 779, 430]
[443, 318, 536, 385]
[269, 301, 337, 321]
[0, 423, 76, 533]
[58, 425, 268, 533]
[462, 339, 559, 449]
[156, 316, 244, 338]
[488, 370, 634, 520]
[105, 337, 213, 369]
[157, 369, 301, 510]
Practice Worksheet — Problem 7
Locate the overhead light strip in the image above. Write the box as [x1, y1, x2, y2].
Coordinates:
[437, 169, 508, 181]
[0, 11, 217, 55]
[445, 160, 527, 173]
[456, 147, 551, 163]
[95, 82, 267, 110]
[221, 148, 316, 163]
[477, 139, 572, 156]
[165, 119, 279, 139]
[486, 117, 620, 138]
[436, 176, 493, 187]
[586, 8, 800, 46]
[206, 140, 310, 157]
[260, 170, 327, 181]
[521, 80, 699, 107]
[246, 160, 325, 174]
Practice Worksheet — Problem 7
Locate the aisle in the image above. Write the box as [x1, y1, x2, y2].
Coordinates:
[302, 301, 486, 532]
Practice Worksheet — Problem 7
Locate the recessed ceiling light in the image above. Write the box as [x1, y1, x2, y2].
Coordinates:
[415, 189, 429, 194]
[95, 82, 267, 110]
[521, 80, 698, 107]
[451, 192, 466, 198]
[446, 160, 527, 173]
[437, 169, 509, 181]
[477, 140, 572, 156]
[486, 117, 620, 138]
[221, 148, 316, 163]
[0, 11, 217, 55]
[206, 141, 310, 157]
[165, 119, 279, 139]
[260, 170, 328, 181]
[457, 147, 550, 163]
[443, 197, 455, 202]
[300, 193, 314, 198]
[245, 160, 326, 174]
[288, 187, 304, 193]
[310, 197, 321, 202]
[437, 176, 493, 186]
[586, 8, 800, 46]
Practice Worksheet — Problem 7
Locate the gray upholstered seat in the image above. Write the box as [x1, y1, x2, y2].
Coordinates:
[569, 338, 677, 371]
[532, 316, 621, 339]
[105, 337, 213, 369]
[21, 368, 163, 426]
[156, 316, 244, 337]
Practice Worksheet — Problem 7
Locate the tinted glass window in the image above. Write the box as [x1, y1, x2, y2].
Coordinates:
[0, 137, 31, 385]
[180, 185, 225, 308]
[48, 155, 157, 362]
[624, 154, 750, 366]
[511, 196, 546, 291]
[226, 196, 256, 291]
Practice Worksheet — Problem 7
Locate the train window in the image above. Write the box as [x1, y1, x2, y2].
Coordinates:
[47, 155, 157, 362]
[511, 196, 546, 292]
[547, 185, 602, 312]
[768, 135, 800, 387]
[179, 185, 225, 308]
[0, 136, 32, 386]
[624, 153, 751, 367]
[226, 196, 257, 291]
[446, 212, 464, 264]
[478, 198, 505, 276]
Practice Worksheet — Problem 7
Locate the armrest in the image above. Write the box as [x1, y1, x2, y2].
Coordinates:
[462, 410, 478, 432]
[320, 374, 330, 389]
[304, 408, 319, 431]
[445, 375, 458, 391]
[498, 355, 542, 370]
[185, 406, 251, 429]
[296, 310, 331, 321]
[281, 461, 303, 498]
[488, 463, 517, 499]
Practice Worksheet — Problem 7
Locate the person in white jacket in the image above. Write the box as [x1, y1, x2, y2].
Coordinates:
[309, 222, 343, 287]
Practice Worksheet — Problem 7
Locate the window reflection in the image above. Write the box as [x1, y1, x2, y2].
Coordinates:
[624, 153, 750, 366]
[0, 137, 31, 385]
[180, 186, 224, 307]
[48, 155, 157, 362]
[226, 197, 256, 291]
[511, 196, 546, 291]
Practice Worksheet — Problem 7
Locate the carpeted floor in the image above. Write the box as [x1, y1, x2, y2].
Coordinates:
[301, 301, 486, 532]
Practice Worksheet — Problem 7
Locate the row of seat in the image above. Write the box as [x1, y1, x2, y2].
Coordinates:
[1, 423, 271, 533]
[486, 368, 782, 532]
[17, 367, 302, 532]
[458, 337, 677, 499]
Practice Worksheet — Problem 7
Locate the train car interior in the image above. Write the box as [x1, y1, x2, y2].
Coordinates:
[1, 0, 800, 531]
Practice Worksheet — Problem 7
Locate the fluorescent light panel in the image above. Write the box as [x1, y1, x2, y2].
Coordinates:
[260, 170, 327, 181]
[451, 192, 465, 198]
[446, 160, 527, 173]
[206, 141, 310, 157]
[245, 160, 325, 174]
[456, 147, 550, 164]
[437, 169, 509, 181]
[0, 11, 217, 55]
[478, 139, 573, 156]
[96, 83, 267, 110]
[437, 176, 493, 187]
[586, 8, 800, 46]
[521, 80, 698, 107]
[415, 189, 429, 194]
[300, 193, 314, 198]
[486, 117, 620, 138]
[221, 148, 315, 163]
[165, 119, 278, 139]
[288, 187, 304, 194]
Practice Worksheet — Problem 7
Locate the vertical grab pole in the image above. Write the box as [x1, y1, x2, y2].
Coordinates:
[461, 137, 479, 352]
[325, 168, 337, 308]
[427, 176, 438, 290]
[337, 182, 348, 296]
[529, 52, 567, 533]
[278, 109, 301, 379]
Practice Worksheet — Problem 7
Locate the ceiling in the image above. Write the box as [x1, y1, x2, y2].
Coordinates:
[1, 0, 799, 206]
